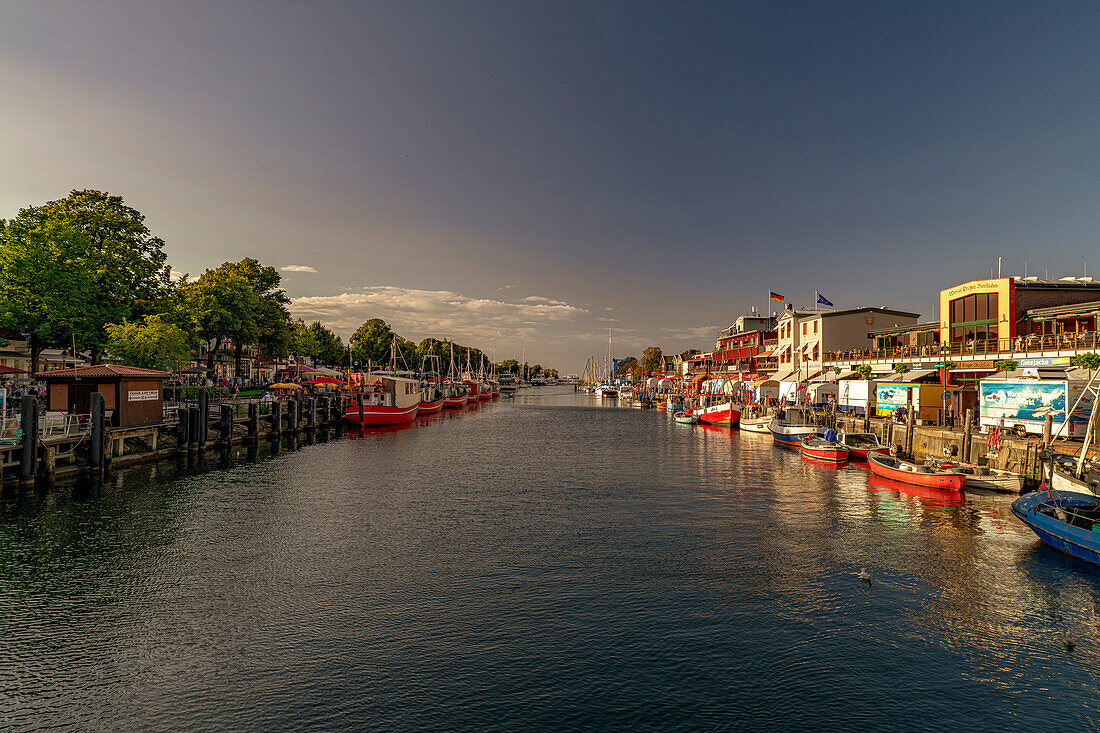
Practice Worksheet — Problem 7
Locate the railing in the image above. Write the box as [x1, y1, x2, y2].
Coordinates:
[826, 332, 1100, 365]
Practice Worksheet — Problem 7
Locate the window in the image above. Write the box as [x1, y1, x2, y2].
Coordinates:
[802, 323, 806, 336]
[814, 321, 818, 334]
[813, 345, 819, 361]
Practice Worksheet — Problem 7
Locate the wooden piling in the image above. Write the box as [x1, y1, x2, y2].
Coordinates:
[271, 401, 282, 436]
[187, 407, 200, 450]
[90, 392, 105, 475]
[20, 395, 37, 484]
[198, 390, 209, 447]
[220, 404, 233, 445]
[248, 403, 259, 439]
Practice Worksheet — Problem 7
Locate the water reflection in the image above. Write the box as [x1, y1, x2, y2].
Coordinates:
[2, 386, 1099, 730]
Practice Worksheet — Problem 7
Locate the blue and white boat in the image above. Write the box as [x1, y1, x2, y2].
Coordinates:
[768, 405, 822, 446]
[1011, 488, 1100, 566]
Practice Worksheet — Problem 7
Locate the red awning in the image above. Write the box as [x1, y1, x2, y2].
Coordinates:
[0, 365, 28, 374]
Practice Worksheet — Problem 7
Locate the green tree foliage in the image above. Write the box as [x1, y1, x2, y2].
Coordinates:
[0, 190, 171, 366]
[615, 357, 640, 379]
[105, 314, 191, 371]
[307, 322, 345, 366]
[350, 318, 395, 366]
[290, 319, 320, 364]
[1072, 352, 1100, 371]
[641, 346, 663, 376]
[892, 362, 911, 375]
[498, 359, 520, 374]
[0, 219, 88, 373]
[225, 258, 291, 372]
[855, 365, 873, 378]
[179, 268, 257, 370]
[994, 359, 1018, 373]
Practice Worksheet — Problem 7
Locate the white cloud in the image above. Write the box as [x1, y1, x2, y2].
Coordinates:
[290, 285, 589, 344]
[169, 270, 186, 281]
[281, 265, 318, 273]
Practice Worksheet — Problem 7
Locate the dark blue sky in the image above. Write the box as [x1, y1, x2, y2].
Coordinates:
[3, 1, 1099, 368]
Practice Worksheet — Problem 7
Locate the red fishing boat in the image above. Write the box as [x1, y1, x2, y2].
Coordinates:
[867, 453, 967, 491]
[344, 373, 421, 427]
[417, 354, 445, 414]
[800, 436, 850, 463]
[694, 401, 741, 427]
[837, 431, 890, 460]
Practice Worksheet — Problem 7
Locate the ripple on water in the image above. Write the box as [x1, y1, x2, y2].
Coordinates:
[1, 389, 1099, 731]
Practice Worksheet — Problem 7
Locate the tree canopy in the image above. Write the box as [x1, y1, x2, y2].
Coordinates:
[105, 314, 191, 371]
[641, 346, 663, 376]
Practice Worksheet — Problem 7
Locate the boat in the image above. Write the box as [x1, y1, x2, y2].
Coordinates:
[666, 395, 684, 413]
[344, 373, 421, 426]
[595, 384, 618, 398]
[867, 452, 967, 491]
[837, 431, 890, 460]
[1050, 458, 1100, 496]
[868, 473, 965, 507]
[673, 411, 697, 425]
[768, 405, 820, 446]
[694, 401, 741, 427]
[497, 373, 520, 396]
[1012, 488, 1100, 566]
[925, 459, 1024, 493]
[800, 435, 850, 462]
[442, 343, 469, 408]
[740, 414, 771, 434]
[417, 353, 445, 414]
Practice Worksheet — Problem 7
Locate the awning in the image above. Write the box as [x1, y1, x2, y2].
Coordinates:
[799, 339, 819, 353]
[772, 369, 796, 382]
[893, 369, 936, 382]
[753, 377, 778, 386]
[757, 350, 775, 357]
[834, 371, 860, 380]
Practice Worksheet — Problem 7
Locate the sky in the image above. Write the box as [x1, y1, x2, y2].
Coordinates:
[3, 1, 1100, 373]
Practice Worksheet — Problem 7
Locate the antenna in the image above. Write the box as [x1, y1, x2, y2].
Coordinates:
[997, 256, 1002, 278]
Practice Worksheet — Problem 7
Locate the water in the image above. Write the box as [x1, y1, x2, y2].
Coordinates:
[2, 387, 1099, 731]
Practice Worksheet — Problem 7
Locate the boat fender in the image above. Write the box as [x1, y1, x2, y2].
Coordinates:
[988, 427, 1001, 452]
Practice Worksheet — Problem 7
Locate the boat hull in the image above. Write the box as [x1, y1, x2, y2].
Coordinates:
[345, 404, 419, 426]
[417, 399, 444, 415]
[695, 403, 741, 427]
[771, 426, 819, 446]
[800, 439, 849, 462]
[867, 453, 966, 491]
[442, 395, 467, 409]
[1012, 490, 1100, 566]
[846, 446, 891, 461]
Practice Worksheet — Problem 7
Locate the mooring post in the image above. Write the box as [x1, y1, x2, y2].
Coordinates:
[962, 409, 974, 462]
[176, 406, 189, 454]
[288, 398, 298, 433]
[19, 395, 37, 484]
[198, 390, 209, 447]
[271, 400, 282, 436]
[188, 407, 200, 450]
[248, 402, 259, 439]
[305, 397, 315, 427]
[220, 404, 234, 445]
[1044, 413, 1053, 448]
[90, 392, 105, 475]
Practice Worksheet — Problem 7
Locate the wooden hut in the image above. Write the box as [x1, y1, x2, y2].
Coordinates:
[36, 364, 170, 427]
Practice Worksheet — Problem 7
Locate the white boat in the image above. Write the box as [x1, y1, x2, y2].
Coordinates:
[768, 405, 821, 446]
[595, 384, 618, 398]
[740, 416, 771, 433]
[926, 459, 1025, 493]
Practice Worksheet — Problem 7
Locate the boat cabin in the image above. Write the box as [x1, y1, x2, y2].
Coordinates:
[348, 372, 421, 409]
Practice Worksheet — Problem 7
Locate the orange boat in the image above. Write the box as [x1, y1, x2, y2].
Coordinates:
[867, 453, 966, 491]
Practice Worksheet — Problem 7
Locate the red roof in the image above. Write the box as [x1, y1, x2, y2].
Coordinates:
[35, 364, 171, 379]
[0, 365, 28, 374]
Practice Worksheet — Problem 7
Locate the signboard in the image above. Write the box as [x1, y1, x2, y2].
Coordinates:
[979, 380, 1094, 436]
[876, 383, 913, 411]
[128, 390, 159, 402]
[1017, 357, 1072, 368]
[954, 360, 996, 370]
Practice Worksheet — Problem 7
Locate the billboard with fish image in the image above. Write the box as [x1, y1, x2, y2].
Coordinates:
[979, 380, 1095, 436]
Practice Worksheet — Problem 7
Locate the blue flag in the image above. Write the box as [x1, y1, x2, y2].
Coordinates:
[817, 292, 834, 307]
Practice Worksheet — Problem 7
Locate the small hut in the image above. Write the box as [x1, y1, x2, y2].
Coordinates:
[36, 364, 170, 427]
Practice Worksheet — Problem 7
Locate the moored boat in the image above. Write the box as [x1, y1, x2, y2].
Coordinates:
[694, 401, 741, 427]
[926, 460, 1024, 493]
[344, 373, 421, 426]
[867, 452, 967, 491]
[673, 410, 698, 424]
[740, 415, 771, 433]
[837, 431, 890, 460]
[768, 406, 820, 446]
[800, 435, 849, 462]
[1012, 488, 1100, 566]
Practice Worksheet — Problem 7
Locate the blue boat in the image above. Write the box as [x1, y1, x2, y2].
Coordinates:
[767, 405, 822, 446]
[1011, 489, 1100, 566]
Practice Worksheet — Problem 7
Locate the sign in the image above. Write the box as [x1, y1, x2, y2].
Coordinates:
[128, 390, 159, 402]
[954, 360, 996, 371]
[1017, 357, 1072, 368]
[979, 380, 1094, 436]
[876, 384, 912, 411]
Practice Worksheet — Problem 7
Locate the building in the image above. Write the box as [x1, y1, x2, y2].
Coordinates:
[37, 364, 170, 427]
[774, 305, 920, 382]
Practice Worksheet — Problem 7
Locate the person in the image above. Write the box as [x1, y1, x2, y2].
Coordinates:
[824, 427, 837, 443]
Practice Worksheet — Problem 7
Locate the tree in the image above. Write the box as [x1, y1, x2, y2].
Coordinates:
[105, 314, 191, 371]
[615, 357, 640, 379]
[224, 258, 291, 373]
[0, 219, 88, 373]
[179, 268, 257, 370]
[350, 318, 395, 366]
[307, 322, 345, 366]
[290, 319, 320, 365]
[892, 362, 911, 376]
[499, 359, 520, 374]
[855, 365, 872, 378]
[10, 190, 172, 362]
[641, 346, 663, 376]
[995, 359, 1018, 373]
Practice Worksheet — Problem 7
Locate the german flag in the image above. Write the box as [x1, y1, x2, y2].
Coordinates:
[769, 291, 785, 303]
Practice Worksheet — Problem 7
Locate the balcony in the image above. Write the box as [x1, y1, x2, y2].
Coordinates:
[826, 332, 1100, 366]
